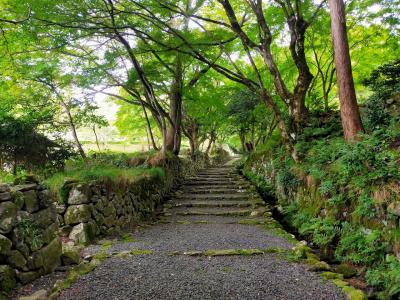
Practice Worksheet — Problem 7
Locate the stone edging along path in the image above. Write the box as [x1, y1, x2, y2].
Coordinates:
[13, 160, 366, 300]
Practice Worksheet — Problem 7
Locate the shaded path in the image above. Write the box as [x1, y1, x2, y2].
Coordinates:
[57, 163, 345, 300]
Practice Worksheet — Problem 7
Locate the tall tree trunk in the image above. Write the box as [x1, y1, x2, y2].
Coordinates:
[329, 0, 364, 141]
[205, 131, 216, 155]
[165, 53, 183, 155]
[60, 100, 86, 159]
[145, 127, 151, 151]
[141, 104, 158, 151]
[239, 130, 246, 153]
[92, 125, 101, 152]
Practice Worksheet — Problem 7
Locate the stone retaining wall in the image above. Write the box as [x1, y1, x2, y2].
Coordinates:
[0, 156, 209, 295]
[0, 183, 61, 293]
[57, 173, 172, 245]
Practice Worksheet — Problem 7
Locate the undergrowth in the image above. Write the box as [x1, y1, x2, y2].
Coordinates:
[242, 107, 400, 298]
[44, 152, 165, 203]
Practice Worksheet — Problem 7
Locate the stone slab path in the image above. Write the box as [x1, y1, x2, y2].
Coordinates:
[56, 163, 345, 300]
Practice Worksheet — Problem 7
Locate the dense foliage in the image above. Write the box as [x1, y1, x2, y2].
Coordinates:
[242, 61, 400, 299]
[0, 0, 399, 297]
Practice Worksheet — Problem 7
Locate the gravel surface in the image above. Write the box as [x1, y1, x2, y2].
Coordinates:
[55, 165, 345, 300]
[85, 223, 294, 256]
[58, 255, 344, 300]
[9, 271, 67, 299]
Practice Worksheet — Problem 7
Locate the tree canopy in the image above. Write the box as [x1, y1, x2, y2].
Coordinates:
[0, 0, 398, 162]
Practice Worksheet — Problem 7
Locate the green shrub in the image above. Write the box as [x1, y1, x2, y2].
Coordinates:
[44, 153, 165, 203]
[335, 223, 386, 265]
[366, 255, 400, 299]
[18, 219, 43, 250]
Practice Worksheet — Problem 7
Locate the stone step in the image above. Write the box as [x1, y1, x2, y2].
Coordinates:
[187, 176, 239, 181]
[172, 200, 253, 208]
[196, 171, 232, 174]
[170, 207, 253, 216]
[197, 168, 231, 173]
[182, 188, 246, 194]
[183, 184, 250, 189]
[185, 180, 248, 186]
[187, 177, 241, 184]
[176, 193, 250, 201]
[196, 171, 232, 175]
[167, 215, 269, 225]
[193, 173, 235, 177]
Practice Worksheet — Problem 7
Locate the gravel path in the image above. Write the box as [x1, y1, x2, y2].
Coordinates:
[57, 164, 345, 300]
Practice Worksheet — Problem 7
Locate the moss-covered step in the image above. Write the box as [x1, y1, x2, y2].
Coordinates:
[172, 207, 254, 216]
[173, 200, 254, 208]
[182, 247, 286, 257]
[175, 194, 251, 201]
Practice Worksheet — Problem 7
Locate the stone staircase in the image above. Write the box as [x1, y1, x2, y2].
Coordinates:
[53, 163, 347, 300]
[163, 165, 269, 221]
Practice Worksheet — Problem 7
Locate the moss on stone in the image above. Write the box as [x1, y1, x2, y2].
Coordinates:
[121, 233, 137, 243]
[98, 239, 115, 250]
[50, 260, 101, 299]
[176, 220, 191, 224]
[335, 263, 357, 278]
[130, 249, 153, 255]
[114, 250, 131, 258]
[321, 272, 344, 280]
[264, 247, 286, 254]
[306, 258, 331, 271]
[328, 278, 367, 300]
[184, 248, 278, 257]
[238, 219, 265, 225]
[194, 220, 209, 224]
[0, 265, 16, 293]
[157, 219, 170, 224]
[93, 251, 111, 260]
[342, 286, 367, 300]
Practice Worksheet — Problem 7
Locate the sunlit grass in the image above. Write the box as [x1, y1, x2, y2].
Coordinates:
[44, 159, 165, 203]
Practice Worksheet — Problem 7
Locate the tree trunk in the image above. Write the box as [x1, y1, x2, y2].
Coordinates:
[145, 127, 151, 151]
[60, 100, 86, 159]
[92, 125, 101, 152]
[329, 0, 364, 141]
[205, 131, 216, 155]
[165, 54, 183, 155]
[239, 129, 246, 152]
[141, 105, 159, 151]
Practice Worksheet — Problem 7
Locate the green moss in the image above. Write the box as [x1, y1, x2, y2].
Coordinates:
[130, 249, 153, 255]
[50, 259, 103, 298]
[342, 286, 367, 300]
[44, 164, 164, 202]
[236, 249, 265, 255]
[264, 247, 286, 254]
[194, 220, 209, 224]
[114, 251, 131, 258]
[332, 278, 349, 288]
[321, 272, 344, 280]
[329, 279, 367, 300]
[238, 219, 266, 225]
[184, 248, 277, 257]
[98, 239, 115, 250]
[336, 263, 357, 278]
[121, 233, 137, 243]
[157, 219, 171, 224]
[306, 258, 331, 271]
[93, 251, 111, 260]
[176, 220, 191, 224]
